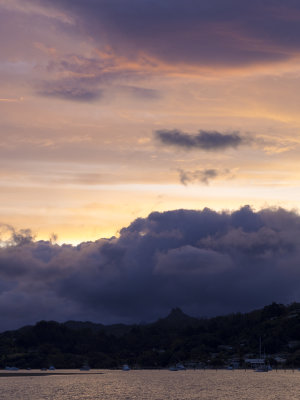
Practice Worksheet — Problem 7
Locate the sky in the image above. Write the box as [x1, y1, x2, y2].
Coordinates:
[1, 0, 300, 330]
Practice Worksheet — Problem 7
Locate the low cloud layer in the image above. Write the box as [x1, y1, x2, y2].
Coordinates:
[156, 129, 244, 151]
[1, 206, 300, 331]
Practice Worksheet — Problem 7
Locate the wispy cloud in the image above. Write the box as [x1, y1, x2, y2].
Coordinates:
[178, 168, 229, 185]
[37, 79, 103, 102]
[0, 224, 34, 247]
[35, 52, 161, 102]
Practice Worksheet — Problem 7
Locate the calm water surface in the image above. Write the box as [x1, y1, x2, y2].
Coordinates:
[0, 369, 300, 400]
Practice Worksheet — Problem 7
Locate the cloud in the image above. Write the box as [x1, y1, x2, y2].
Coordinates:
[178, 169, 217, 185]
[178, 168, 230, 185]
[1, 206, 300, 330]
[156, 129, 244, 151]
[36, 53, 160, 102]
[0, 224, 35, 247]
[37, 79, 160, 102]
[37, 79, 103, 102]
[155, 245, 232, 276]
[33, 0, 300, 68]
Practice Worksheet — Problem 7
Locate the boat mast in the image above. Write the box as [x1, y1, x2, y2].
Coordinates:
[259, 336, 262, 359]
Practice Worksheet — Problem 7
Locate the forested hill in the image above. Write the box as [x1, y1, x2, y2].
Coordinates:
[2, 302, 300, 369]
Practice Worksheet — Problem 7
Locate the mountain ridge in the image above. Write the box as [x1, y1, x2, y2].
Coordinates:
[1, 302, 300, 369]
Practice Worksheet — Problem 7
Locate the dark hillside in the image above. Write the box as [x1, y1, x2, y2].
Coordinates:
[1, 303, 300, 369]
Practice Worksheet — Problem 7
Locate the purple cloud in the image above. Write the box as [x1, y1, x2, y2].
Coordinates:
[34, 0, 300, 67]
[1, 206, 300, 331]
[156, 129, 244, 150]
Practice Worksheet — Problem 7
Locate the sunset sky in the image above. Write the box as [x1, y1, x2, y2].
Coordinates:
[2, 0, 300, 244]
[1, 0, 300, 329]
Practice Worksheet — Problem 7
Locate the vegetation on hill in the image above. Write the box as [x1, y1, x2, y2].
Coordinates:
[1, 303, 300, 369]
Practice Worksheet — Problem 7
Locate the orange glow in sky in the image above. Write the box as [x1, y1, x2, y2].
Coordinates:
[1, 0, 300, 243]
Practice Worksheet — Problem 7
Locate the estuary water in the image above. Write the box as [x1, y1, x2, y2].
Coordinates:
[0, 369, 299, 400]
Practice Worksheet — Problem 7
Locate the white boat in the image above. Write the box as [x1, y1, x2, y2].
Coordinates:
[254, 365, 271, 372]
[122, 364, 130, 371]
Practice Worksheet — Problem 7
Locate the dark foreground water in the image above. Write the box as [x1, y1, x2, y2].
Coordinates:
[0, 369, 300, 400]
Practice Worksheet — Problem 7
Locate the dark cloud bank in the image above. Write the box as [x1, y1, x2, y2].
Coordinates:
[1, 206, 300, 331]
[37, 0, 300, 67]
